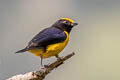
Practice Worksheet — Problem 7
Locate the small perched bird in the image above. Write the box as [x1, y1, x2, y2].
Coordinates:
[15, 18, 78, 66]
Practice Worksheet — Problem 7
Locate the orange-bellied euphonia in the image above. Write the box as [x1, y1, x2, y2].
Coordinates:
[15, 18, 78, 66]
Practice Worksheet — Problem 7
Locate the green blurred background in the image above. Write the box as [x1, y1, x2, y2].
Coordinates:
[0, 0, 120, 80]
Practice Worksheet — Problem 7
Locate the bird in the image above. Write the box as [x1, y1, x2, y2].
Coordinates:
[15, 18, 78, 66]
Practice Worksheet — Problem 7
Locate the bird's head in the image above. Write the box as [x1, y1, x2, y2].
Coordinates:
[52, 18, 78, 33]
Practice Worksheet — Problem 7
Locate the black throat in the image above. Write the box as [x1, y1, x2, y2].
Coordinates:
[53, 25, 72, 34]
[65, 27, 72, 33]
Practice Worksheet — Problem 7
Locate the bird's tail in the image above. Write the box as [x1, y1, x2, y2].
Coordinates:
[15, 48, 27, 54]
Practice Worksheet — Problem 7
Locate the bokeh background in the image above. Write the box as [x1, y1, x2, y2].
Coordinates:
[0, 0, 120, 80]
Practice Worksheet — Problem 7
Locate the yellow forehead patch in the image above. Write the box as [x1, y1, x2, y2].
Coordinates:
[61, 18, 74, 23]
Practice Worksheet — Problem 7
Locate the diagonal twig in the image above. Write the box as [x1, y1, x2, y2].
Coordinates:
[7, 52, 75, 80]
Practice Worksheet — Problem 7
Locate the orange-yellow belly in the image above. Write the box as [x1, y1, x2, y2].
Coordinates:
[28, 31, 69, 58]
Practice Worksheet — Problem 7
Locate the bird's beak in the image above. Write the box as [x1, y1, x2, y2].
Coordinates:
[71, 23, 78, 26]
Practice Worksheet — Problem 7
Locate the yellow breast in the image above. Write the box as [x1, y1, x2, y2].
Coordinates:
[28, 31, 69, 58]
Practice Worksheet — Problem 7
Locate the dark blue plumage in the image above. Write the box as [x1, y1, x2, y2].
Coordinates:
[27, 27, 67, 50]
[31, 27, 66, 43]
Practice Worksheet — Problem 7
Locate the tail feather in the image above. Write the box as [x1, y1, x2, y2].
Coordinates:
[15, 48, 27, 54]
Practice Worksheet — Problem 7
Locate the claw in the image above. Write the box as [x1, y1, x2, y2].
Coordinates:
[44, 65, 49, 68]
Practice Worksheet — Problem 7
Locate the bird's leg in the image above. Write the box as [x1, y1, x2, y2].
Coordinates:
[40, 55, 43, 67]
[55, 55, 62, 60]
[55, 55, 64, 68]
[39, 54, 49, 68]
[40, 55, 48, 69]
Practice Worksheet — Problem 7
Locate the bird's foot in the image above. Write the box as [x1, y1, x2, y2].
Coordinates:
[44, 65, 49, 68]
[57, 57, 63, 61]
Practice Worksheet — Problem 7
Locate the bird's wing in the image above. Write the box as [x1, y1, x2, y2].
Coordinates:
[26, 27, 67, 50]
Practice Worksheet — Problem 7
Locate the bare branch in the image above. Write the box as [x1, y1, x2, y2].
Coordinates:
[7, 52, 75, 80]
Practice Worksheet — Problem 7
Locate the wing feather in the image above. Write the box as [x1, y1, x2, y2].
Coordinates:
[26, 27, 67, 50]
